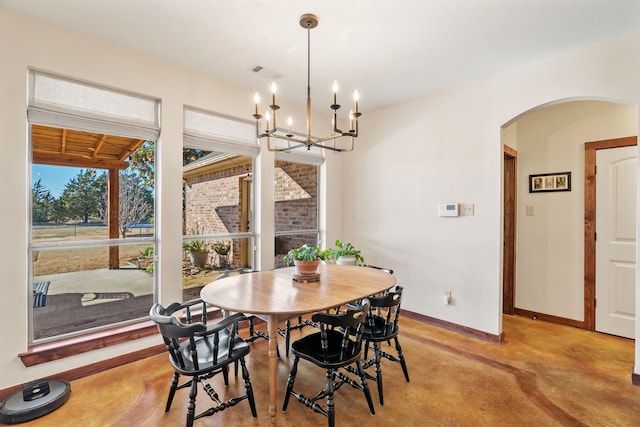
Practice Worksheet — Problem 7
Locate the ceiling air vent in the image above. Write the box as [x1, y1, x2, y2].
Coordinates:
[247, 64, 282, 80]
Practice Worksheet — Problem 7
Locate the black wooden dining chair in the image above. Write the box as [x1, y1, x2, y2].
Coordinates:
[279, 265, 394, 357]
[361, 285, 410, 405]
[282, 300, 375, 427]
[336, 264, 395, 313]
[150, 299, 257, 427]
[277, 315, 317, 357]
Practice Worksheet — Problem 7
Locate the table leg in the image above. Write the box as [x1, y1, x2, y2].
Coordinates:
[267, 316, 279, 420]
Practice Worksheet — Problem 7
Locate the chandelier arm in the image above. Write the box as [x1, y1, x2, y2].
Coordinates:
[267, 141, 310, 152]
[265, 134, 353, 153]
[266, 133, 308, 144]
[309, 134, 343, 144]
[311, 141, 353, 153]
[263, 131, 354, 145]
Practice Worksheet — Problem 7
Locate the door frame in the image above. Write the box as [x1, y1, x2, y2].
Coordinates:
[584, 136, 637, 330]
[503, 145, 517, 314]
[239, 176, 252, 268]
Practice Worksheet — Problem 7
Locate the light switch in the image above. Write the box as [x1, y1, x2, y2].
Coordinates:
[526, 205, 535, 216]
[460, 204, 474, 216]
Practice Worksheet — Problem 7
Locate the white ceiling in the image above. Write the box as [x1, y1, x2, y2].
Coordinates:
[2, 0, 639, 113]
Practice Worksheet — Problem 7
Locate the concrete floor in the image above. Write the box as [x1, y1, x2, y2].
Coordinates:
[19, 314, 640, 426]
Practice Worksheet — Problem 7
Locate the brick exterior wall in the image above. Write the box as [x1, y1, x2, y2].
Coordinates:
[274, 160, 318, 255]
[185, 165, 246, 234]
[184, 159, 318, 266]
[184, 164, 247, 267]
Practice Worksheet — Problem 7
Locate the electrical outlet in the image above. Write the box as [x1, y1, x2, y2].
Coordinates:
[443, 291, 452, 305]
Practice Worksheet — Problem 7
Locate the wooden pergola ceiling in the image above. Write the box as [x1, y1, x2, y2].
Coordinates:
[31, 124, 144, 170]
[31, 124, 146, 269]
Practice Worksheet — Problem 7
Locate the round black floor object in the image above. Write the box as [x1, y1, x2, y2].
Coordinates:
[0, 380, 70, 424]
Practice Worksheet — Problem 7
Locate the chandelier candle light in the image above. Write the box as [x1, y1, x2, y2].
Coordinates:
[252, 13, 361, 152]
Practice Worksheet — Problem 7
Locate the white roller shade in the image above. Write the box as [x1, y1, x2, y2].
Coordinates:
[28, 70, 160, 140]
[183, 106, 259, 157]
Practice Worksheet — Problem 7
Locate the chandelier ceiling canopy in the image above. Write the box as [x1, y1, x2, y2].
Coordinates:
[252, 13, 360, 153]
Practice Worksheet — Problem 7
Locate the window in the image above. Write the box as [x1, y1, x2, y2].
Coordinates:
[274, 148, 323, 267]
[182, 107, 258, 298]
[28, 70, 159, 343]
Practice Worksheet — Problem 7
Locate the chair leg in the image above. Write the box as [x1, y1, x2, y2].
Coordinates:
[186, 377, 198, 427]
[285, 320, 292, 357]
[239, 357, 258, 417]
[326, 369, 336, 427]
[395, 337, 410, 382]
[166, 372, 180, 412]
[282, 356, 299, 411]
[222, 364, 229, 386]
[281, 316, 306, 357]
[355, 360, 376, 415]
[373, 342, 384, 405]
[248, 317, 256, 338]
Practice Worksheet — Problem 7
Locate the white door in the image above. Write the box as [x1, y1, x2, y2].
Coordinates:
[596, 146, 637, 339]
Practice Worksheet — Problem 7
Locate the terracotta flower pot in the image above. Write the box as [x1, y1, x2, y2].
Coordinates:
[293, 259, 320, 276]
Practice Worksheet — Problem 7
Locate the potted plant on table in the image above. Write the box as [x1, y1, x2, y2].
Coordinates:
[283, 244, 330, 277]
[330, 239, 365, 266]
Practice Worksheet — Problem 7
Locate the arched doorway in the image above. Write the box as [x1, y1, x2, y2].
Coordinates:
[501, 99, 638, 329]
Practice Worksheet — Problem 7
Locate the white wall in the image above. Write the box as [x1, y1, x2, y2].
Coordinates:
[512, 101, 637, 321]
[1, 6, 640, 390]
[342, 33, 640, 343]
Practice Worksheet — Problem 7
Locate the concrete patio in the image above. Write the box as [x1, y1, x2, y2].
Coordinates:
[32, 267, 153, 340]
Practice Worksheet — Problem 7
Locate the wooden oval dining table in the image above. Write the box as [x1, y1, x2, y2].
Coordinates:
[200, 263, 396, 420]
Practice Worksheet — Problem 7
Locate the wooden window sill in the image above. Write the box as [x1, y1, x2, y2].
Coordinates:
[19, 307, 224, 367]
[19, 320, 160, 367]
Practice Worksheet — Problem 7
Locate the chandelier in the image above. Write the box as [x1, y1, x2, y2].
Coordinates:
[252, 14, 361, 153]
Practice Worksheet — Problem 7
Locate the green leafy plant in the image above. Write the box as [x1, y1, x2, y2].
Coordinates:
[330, 239, 365, 265]
[213, 241, 231, 255]
[283, 244, 330, 264]
[139, 246, 154, 257]
[183, 239, 209, 253]
[183, 226, 209, 253]
[138, 246, 154, 275]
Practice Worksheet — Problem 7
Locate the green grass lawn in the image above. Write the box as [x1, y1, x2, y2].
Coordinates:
[32, 224, 222, 287]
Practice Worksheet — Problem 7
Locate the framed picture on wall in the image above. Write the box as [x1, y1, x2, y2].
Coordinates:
[529, 172, 571, 193]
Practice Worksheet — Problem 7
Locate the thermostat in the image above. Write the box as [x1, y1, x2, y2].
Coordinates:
[438, 203, 459, 217]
